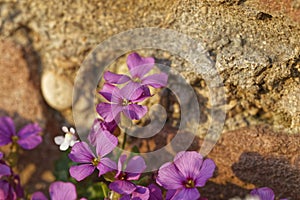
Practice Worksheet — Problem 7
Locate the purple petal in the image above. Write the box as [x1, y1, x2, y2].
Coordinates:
[123, 104, 148, 120]
[69, 164, 95, 181]
[156, 162, 185, 190]
[127, 53, 155, 77]
[89, 119, 117, 134]
[172, 188, 200, 200]
[195, 158, 215, 187]
[96, 103, 122, 122]
[0, 152, 3, 160]
[13, 175, 24, 198]
[0, 163, 11, 178]
[142, 73, 168, 88]
[31, 191, 47, 200]
[17, 123, 42, 150]
[95, 130, 118, 157]
[49, 181, 77, 200]
[173, 151, 203, 179]
[97, 157, 117, 176]
[120, 195, 131, 200]
[133, 86, 152, 102]
[166, 190, 180, 200]
[17, 135, 42, 150]
[68, 142, 94, 163]
[99, 83, 122, 103]
[0, 180, 10, 200]
[125, 156, 146, 180]
[250, 187, 275, 200]
[116, 154, 127, 178]
[109, 180, 136, 195]
[119, 82, 145, 101]
[104, 71, 131, 84]
[131, 186, 150, 200]
[0, 117, 15, 146]
[17, 123, 42, 139]
[148, 184, 162, 200]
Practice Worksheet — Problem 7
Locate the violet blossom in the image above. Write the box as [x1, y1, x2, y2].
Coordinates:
[250, 187, 287, 200]
[97, 83, 148, 122]
[68, 130, 117, 181]
[87, 118, 117, 146]
[0, 116, 42, 150]
[156, 151, 215, 200]
[0, 174, 23, 200]
[31, 181, 86, 200]
[109, 154, 149, 200]
[104, 52, 168, 91]
[148, 183, 163, 200]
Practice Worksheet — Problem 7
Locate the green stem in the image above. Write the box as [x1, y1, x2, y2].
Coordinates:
[122, 129, 127, 150]
[7, 141, 19, 167]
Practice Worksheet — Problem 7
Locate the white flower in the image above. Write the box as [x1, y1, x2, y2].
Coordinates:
[54, 126, 79, 151]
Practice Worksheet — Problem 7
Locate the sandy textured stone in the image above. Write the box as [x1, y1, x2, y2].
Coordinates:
[0, 40, 45, 127]
[41, 71, 73, 111]
[0, 0, 299, 133]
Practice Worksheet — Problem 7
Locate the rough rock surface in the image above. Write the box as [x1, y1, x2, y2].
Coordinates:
[0, 0, 299, 133]
[0, 40, 45, 127]
[0, 40, 62, 193]
[130, 125, 300, 199]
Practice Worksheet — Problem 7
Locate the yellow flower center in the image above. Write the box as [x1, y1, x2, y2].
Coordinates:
[122, 99, 129, 106]
[185, 179, 195, 188]
[91, 157, 99, 166]
[132, 76, 141, 83]
[12, 135, 19, 143]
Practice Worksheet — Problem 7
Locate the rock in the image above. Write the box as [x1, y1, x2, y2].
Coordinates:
[41, 71, 73, 111]
[0, 40, 45, 127]
[0, 0, 299, 134]
[201, 126, 300, 199]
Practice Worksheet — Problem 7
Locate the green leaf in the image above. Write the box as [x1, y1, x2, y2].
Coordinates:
[53, 151, 73, 181]
[86, 182, 109, 199]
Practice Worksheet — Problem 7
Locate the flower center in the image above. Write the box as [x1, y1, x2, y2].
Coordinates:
[132, 76, 141, 83]
[12, 135, 19, 143]
[122, 99, 129, 106]
[91, 157, 99, 166]
[65, 132, 73, 140]
[185, 179, 195, 188]
[117, 172, 127, 180]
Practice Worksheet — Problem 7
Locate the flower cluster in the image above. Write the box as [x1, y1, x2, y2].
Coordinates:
[0, 117, 42, 199]
[97, 52, 167, 123]
[0, 52, 290, 200]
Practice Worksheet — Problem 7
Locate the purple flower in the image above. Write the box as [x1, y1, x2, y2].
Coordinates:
[250, 187, 275, 200]
[109, 154, 148, 199]
[120, 186, 150, 200]
[104, 52, 168, 91]
[97, 83, 148, 122]
[87, 118, 117, 146]
[69, 130, 118, 181]
[250, 187, 287, 200]
[0, 162, 11, 179]
[0, 175, 23, 200]
[0, 152, 11, 179]
[0, 153, 24, 200]
[156, 151, 215, 200]
[0, 117, 42, 150]
[148, 184, 163, 200]
[31, 181, 86, 200]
